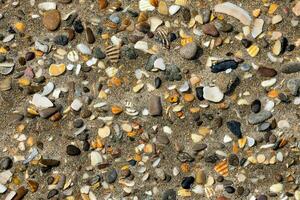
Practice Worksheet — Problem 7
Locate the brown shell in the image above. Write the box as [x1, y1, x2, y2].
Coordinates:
[98, 0, 108, 9]
[119, 18, 131, 31]
[214, 159, 229, 176]
[105, 20, 118, 29]
[106, 45, 121, 63]
[154, 26, 170, 49]
[149, 0, 159, 7]
[138, 12, 148, 23]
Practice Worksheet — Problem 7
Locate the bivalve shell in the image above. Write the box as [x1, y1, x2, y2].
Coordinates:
[105, 45, 121, 63]
[247, 45, 259, 57]
[214, 160, 229, 176]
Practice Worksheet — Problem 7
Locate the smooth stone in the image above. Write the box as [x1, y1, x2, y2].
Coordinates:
[98, 126, 111, 138]
[13, 187, 28, 200]
[248, 111, 272, 125]
[241, 39, 252, 48]
[39, 107, 59, 118]
[145, 55, 159, 71]
[225, 186, 235, 194]
[71, 19, 83, 32]
[43, 10, 61, 31]
[0, 184, 7, 193]
[202, 24, 219, 37]
[282, 63, 300, 74]
[192, 144, 207, 152]
[154, 77, 162, 89]
[25, 52, 35, 61]
[251, 99, 261, 113]
[71, 99, 82, 111]
[179, 81, 189, 92]
[195, 87, 204, 100]
[165, 64, 182, 81]
[32, 94, 53, 108]
[66, 145, 81, 156]
[203, 86, 224, 103]
[106, 168, 118, 184]
[35, 41, 49, 53]
[47, 189, 58, 199]
[134, 41, 149, 52]
[258, 122, 270, 132]
[270, 183, 283, 193]
[90, 151, 103, 166]
[149, 95, 162, 116]
[157, 135, 170, 145]
[2, 34, 14, 43]
[41, 82, 54, 96]
[86, 27, 95, 44]
[76, 43, 92, 55]
[216, 21, 233, 32]
[287, 79, 300, 96]
[227, 120, 242, 138]
[211, 60, 238, 73]
[122, 47, 138, 60]
[162, 189, 177, 200]
[179, 42, 198, 60]
[0, 77, 12, 91]
[261, 78, 276, 87]
[93, 47, 106, 59]
[73, 119, 84, 128]
[257, 67, 277, 77]
[181, 176, 195, 189]
[202, 9, 211, 24]
[0, 157, 13, 170]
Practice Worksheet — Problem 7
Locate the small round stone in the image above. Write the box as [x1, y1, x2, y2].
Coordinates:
[181, 176, 195, 189]
[66, 145, 81, 156]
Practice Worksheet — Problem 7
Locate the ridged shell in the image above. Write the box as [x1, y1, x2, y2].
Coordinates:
[106, 45, 121, 63]
[149, 0, 159, 7]
[214, 159, 229, 176]
[247, 44, 260, 57]
[204, 186, 215, 199]
[154, 27, 170, 49]
[105, 20, 118, 29]
[139, 0, 155, 11]
[138, 12, 148, 23]
[175, 0, 188, 6]
[119, 18, 131, 31]
[98, 0, 108, 9]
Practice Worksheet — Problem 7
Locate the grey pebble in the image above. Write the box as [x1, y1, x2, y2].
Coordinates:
[287, 78, 300, 96]
[248, 111, 272, 125]
[179, 42, 198, 60]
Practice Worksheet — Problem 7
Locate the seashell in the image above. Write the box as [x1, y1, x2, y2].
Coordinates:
[181, 37, 193, 46]
[139, 0, 155, 12]
[252, 18, 264, 39]
[214, 159, 229, 176]
[272, 40, 281, 56]
[149, 0, 159, 7]
[154, 27, 170, 49]
[105, 45, 120, 63]
[104, 20, 118, 29]
[0, 62, 15, 75]
[214, 2, 252, 25]
[149, 17, 163, 32]
[138, 12, 148, 23]
[134, 41, 149, 52]
[109, 1, 122, 12]
[49, 64, 66, 76]
[38, 2, 57, 10]
[169, 5, 181, 16]
[158, 1, 169, 15]
[204, 186, 215, 199]
[98, 0, 108, 9]
[247, 44, 259, 57]
[175, 0, 188, 6]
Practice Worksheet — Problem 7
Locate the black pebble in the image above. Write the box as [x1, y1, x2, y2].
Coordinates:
[73, 20, 84, 33]
[25, 52, 35, 61]
[241, 38, 252, 48]
[54, 35, 69, 46]
[0, 55, 6, 63]
[225, 186, 235, 194]
[83, 141, 90, 151]
[225, 76, 240, 96]
[195, 87, 204, 100]
[66, 145, 81, 156]
[155, 77, 162, 89]
[257, 195, 268, 200]
[251, 99, 261, 113]
[228, 154, 239, 166]
[181, 176, 195, 189]
[47, 189, 59, 199]
[226, 120, 242, 138]
[211, 60, 238, 73]
[0, 157, 13, 170]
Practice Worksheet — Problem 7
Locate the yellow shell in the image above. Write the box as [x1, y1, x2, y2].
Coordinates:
[175, 0, 188, 6]
[247, 45, 260, 57]
[15, 22, 26, 32]
[252, 9, 261, 18]
[18, 77, 30, 86]
[181, 37, 193, 46]
[138, 12, 148, 23]
[158, 1, 168, 15]
[268, 3, 278, 15]
[214, 159, 229, 176]
[49, 64, 66, 76]
[149, 0, 159, 7]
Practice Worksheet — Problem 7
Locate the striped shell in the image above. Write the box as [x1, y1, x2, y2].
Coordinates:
[204, 186, 215, 199]
[214, 159, 229, 176]
[138, 12, 148, 23]
[154, 27, 170, 49]
[106, 45, 120, 63]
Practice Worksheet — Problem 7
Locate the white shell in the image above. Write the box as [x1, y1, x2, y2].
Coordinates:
[139, 0, 155, 11]
[149, 17, 163, 32]
[252, 18, 264, 39]
[214, 2, 252, 25]
[41, 82, 55, 96]
[169, 5, 181, 16]
[32, 94, 53, 109]
[38, 2, 57, 10]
